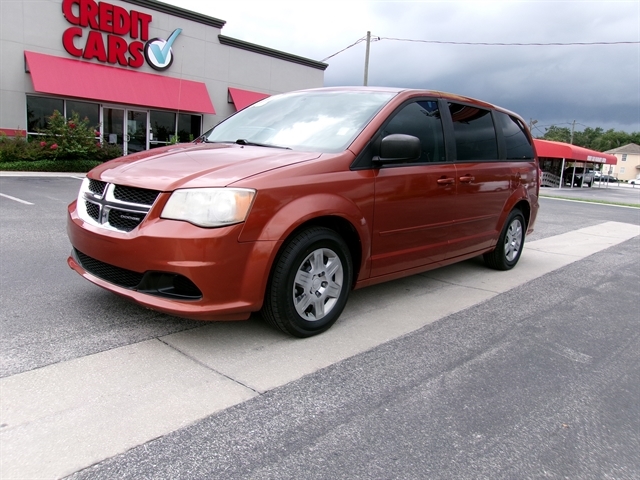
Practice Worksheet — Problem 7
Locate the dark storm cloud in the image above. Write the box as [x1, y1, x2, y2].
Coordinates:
[322, 2, 639, 132]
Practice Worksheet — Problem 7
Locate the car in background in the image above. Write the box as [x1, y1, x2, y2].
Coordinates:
[67, 87, 540, 337]
[595, 175, 619, 183]
[563, 167, 593, 187]
[628, 176, 640, 186]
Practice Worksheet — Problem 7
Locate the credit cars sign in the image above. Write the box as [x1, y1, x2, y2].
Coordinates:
[61, 0, 180, 70]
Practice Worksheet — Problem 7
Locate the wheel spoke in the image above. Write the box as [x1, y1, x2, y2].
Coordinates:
[324, 280, 342, 299]
[295, 292, 312, 312]
[311, 250, 325, 273]
[294, 269, 313, 290]
[324, 256, 341, 278]
[312, 296, 325, 318]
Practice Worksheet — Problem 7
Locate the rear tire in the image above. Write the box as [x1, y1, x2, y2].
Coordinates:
[261, 227, 352, 337]
[484, 209, 525, 271]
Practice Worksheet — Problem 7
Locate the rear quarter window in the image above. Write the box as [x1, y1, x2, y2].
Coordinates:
[494, 111, 534, 160]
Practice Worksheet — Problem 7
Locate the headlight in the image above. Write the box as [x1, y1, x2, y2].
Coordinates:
[161, 188, 256, 227]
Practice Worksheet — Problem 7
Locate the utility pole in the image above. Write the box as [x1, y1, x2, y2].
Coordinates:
[570, 120, 576, 144]
[363, 31, 371, 86]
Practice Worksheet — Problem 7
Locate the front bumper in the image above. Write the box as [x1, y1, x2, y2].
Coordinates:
[67, 201, 278, 321]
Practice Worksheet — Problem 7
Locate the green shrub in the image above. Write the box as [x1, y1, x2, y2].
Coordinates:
[35, 110, 102, 161]
[0, 159, 103, 172]
[0, 111, 122, 170]
[0, 131, 40, 162]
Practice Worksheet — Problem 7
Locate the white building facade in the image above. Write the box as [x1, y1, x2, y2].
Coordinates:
[0, 0, 326, 154]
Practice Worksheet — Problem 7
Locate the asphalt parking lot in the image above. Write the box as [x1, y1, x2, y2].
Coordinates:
[541, 180, 640, 205]
[1, 174, 639, 479]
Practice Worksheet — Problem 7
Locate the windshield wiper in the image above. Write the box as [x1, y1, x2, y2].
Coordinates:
[235, 139, 291, 149]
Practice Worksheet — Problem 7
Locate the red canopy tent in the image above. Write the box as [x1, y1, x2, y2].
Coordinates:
[533, 139, 617, 188]
[534, 139, 617, 165]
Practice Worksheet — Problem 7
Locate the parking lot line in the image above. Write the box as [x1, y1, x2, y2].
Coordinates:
[0, 193, 34, 205]
[0, 221, 638, 480]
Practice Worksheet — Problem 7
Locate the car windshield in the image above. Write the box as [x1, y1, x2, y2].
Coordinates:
[203, 90, 396, 153]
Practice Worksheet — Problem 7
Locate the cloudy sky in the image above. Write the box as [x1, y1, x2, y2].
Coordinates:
[164, 0, 639, 135]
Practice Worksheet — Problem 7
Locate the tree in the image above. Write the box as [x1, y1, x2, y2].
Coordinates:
[538, 125, 571, 144]
[537, 125, 640, 151]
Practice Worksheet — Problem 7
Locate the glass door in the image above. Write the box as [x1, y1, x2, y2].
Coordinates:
[103, 107, 125, 154]
[102, 107, 149, 155]
[126, 110, 148, 154]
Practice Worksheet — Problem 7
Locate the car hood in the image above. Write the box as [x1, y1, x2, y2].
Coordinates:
[91, 143, 322, 191]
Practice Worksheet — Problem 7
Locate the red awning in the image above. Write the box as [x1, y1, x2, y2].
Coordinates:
[228, 87, 270, 111]
[534, 139, 617, 165]
[24, 51, 215, 114]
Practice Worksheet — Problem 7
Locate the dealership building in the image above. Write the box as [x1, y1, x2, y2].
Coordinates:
[0, 0, 327, 154]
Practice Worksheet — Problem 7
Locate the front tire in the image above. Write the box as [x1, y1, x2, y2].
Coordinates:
[261, 227, 353, 337]
[484, 209, 526, 271]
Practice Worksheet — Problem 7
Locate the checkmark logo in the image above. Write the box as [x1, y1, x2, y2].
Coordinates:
[144, 28, 182, 71]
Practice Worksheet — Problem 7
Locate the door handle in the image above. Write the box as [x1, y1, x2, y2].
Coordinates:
[437, 177, 455, 185]
[459, 175, 475, 183]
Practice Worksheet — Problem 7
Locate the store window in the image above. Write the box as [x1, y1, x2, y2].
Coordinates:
[27, 96, 64, 133]
[149, 111, 201, 147]
[66, 100, 100, 127]
[26, 96, 201, 149]
[27, 96, 100, 136]
[178, 114, 202, 142]
[150, 110, 177, 147]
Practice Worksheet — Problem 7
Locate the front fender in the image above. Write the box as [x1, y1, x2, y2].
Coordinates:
[239, 191, 374, 279]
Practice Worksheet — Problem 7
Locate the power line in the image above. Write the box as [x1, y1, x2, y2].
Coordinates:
[321, 35, 639, 62]
[321, 35, 380, 62]
[379, 37, 640, 47]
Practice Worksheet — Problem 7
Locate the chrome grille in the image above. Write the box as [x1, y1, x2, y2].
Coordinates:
[108, 209, 146, 231]
[85, 201, 100, 221]
[113, 185, 160, 206]
[78, 179, 160, 233]
[88, 179, 107, 195]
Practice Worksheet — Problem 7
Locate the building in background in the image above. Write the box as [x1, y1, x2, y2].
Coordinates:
[604, 144, 640, 181]
[0, 0, 327, 154]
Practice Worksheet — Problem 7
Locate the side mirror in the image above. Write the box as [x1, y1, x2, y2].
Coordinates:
[373, 134, 421, 164]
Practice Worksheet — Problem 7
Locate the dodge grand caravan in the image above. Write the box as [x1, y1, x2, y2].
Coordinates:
[67, 87, 539, 337]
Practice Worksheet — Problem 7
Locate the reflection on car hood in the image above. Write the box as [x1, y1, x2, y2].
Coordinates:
[90, 143, 322, 191]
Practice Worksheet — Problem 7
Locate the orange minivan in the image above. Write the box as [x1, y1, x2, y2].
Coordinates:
[67, 87, 539, 337]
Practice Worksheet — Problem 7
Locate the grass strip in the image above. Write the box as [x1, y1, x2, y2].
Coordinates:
[540, 194, 640, 208]
[0, 160, 102, 172]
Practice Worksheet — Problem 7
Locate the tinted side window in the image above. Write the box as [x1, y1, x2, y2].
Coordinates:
[382, 101, 445, 163]
[495, 111, 534, 159]
[448, 103, 497, 161]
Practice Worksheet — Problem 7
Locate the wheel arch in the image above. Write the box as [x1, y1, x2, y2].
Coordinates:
[240, 193, 371, 288]
[513, 199, 531, 230]
[499, 188, 533, 234]
[267, 216, 363, 291]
